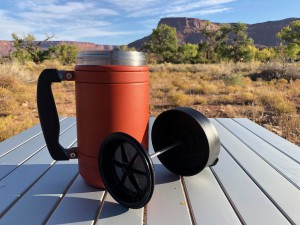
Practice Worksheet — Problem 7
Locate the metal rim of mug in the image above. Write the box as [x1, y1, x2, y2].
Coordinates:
[76, 50, 146, 66]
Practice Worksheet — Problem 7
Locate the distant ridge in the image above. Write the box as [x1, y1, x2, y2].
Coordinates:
[0, 40, 116, 57]
[128, 17, 300, 49]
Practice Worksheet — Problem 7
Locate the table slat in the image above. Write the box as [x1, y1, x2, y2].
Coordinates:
[0, 161, 78, 225]
[216, 118, 300, 188]
[212, 147, 289, 224]
[97, 194, 144, 225]
[0, 117, 66, 158]
[146, 163, 192, 225]
[0, 120, 77, 217]
[146, 118, 192, 225]
[0, 118, 76, 179]
[234, 118, 300, 163]
[46, 175, 105, 225]
[211, 119, 300, 224]
[183, 168, 241, 225]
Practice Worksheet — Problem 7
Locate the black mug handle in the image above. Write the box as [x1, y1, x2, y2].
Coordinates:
[37, 69, 69, 160]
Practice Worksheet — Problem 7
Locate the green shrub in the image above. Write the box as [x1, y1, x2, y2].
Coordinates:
[258, 92, 296, 115]
[167, 91, 194, 106]
[224, 73, 245, 86]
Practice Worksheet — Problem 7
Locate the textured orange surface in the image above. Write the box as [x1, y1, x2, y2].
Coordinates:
[74, 65, 149, 188]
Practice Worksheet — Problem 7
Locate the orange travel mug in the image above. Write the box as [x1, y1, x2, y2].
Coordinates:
[37, 50, 149, 188]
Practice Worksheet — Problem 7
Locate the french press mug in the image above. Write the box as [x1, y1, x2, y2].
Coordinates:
[37, 50, 149, 188]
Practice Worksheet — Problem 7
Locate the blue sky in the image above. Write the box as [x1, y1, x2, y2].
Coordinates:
[0, 0, 299, 45]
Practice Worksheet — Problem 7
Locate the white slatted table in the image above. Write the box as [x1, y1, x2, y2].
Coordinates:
[0, 117, 300, 225]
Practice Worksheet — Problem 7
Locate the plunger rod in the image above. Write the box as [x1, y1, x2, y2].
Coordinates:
[150, 140, 181, 159]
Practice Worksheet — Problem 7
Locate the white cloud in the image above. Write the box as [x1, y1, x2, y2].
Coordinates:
[104, 0, 234, 12]
[128, 0, 235, 17]
[165, 0, 235, 14]
[17, 0, 59, 9]
[166, 7, 232, 18]
[0, 1, 121, 42]
[102, 0, 159, 11]
[0, 0, 236, 44]
[0, 9, 34, 39]
[19, 1, 117, 16]
[18, 1, 118, 20]
[55, 28, 132, 41]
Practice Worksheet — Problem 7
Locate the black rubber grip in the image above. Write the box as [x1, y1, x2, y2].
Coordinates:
[37, 69, 69, 160]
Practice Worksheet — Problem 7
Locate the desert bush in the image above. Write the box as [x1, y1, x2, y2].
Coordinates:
[274, 101, 297, 115]
[0, 62, 35, 83]
[0, 115, 35, 142]
[0, 88, 18, 114]
[243, 77, 253, 86]
[251, 68, 283, 81]
[210, 95, 234, 104]
[223, 105, 238, 117]
[277, 78, 288, 84]
[14, 85, 35, 107]
[149, 64, 167, 73]
[187, 83, 202, 94]
[193, 95, 208, 105]
[151, 89, 165, 100]
[224, 85, 242, 94]
[288, 80, 300, 97]
[251, 62, 300, 81]
[258, 91, 296, 115]
[0, 74, 36, 115]
[276, 114, 300, 141]
[167, 90, 194, 106]
[41, 59, 62, 69]
[223, 73, 245, 86]
[242, 105, 265, 118]
[0, 76, 19, 90]
[172, 79, 190, 91]
[195, 81, 218, 94]
[238, 92, 257, 104]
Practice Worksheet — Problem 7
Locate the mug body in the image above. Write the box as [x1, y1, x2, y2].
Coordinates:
[74, 65, 149, 188]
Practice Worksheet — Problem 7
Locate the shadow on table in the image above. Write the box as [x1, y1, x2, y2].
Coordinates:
[154, 164, 180, 185]
[99, 201, 129, 219]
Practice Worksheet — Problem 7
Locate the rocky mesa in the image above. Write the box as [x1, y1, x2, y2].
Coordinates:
[128, 17, 300, 49]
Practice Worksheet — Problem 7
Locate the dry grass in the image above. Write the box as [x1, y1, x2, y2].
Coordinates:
[149, 62, 300, 146]
[0, 61, 299, 146]
[0, 61, 74, 142]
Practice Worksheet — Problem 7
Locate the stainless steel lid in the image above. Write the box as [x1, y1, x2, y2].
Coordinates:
[76, 50, 146, 66]
[77, 50, 111, 65]
[111, 50, 146, 66]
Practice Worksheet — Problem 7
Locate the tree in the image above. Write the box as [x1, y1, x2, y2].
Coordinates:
[241, 45, 257, 62]
[229, 22, 254, 62]
[177, 43, 198, 63]
[11, 33, 54, 63]
[256, 48, 276, 62]
[215, 43, 233, 62]
[198, 21, 218, 62]
[197, 22, 232, 63]
[277, 20, 300, 45]
[277, 20, 300, 62]
[50, 44, 78, 65]
[10, 33, 32, 63]
[119, 45, 136, 51]
[284, 43, 300, 60]
[142, 24, 178, 63]
[197, 22, 254, 63]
